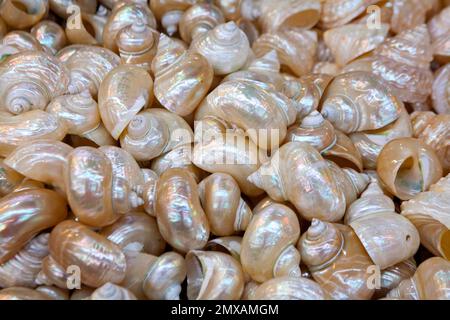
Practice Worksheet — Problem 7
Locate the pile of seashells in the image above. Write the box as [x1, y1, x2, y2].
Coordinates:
[0, 0, 448, 301]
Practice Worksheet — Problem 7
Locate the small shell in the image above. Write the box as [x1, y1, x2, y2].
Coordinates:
[179, 3, 225, 43]
[49, 220, 127, 288]
[0, 0, 48, 29]
[36, 256, 70, 289]
[31, 20, 67, 54]
[190, 21, 251, 75]
[99, 64, 153, 140]
[0, 158, 24, 197]
[0, 189, 67, 264]
[377, 137, 443, 200]
[150, 0, 197, 36]
[0, 287, 50, 300]
[431, 64, 450, 115]
[66, 13, 106, 45]
[186, 250, 244, 300]
[252, 276, 326, 300]
[90, 283, 137, 300]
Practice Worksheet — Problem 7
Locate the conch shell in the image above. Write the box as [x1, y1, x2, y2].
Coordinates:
[90, 283, 137, 300]
[431, 64, 450, 115]
[31, 20, 67, 54]
[0, 51, 69, 114]
[0, 0, 48, 29]
[0, 189, 67, 264]
[252, 276, 326, 300]
[401, 175, 450, 260]
[98, 64, 153, 140]
[152, 34, 213, 116]
[376, 137, 443, 200]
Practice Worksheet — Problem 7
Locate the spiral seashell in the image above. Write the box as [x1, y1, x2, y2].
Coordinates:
[186, 250, 244, 300]
[377, 137, 443, 200]
[58, 45, 121, 97]
[116, 20, 159, 70]
[0, 287, 51, 300]
[31, 20, 67, 55]
[198, 173, 252, 236]
[241, 203, 301, 283]
[49, 220, 127, 288]
[374, 258, 417, 299]
[120, 108, 193, 161]
[387, 257, 450, 300]
[66, 12, 107, 46]
[151, 34, 213, 116]
[252, 276, 326, 300]
[344, 181, 421, 269]
[0, 158, 23, 197]
[2, 31, 45, 53]
[192, 117, 267, 197]
[324, 23, 389, 67]
[155, 168, 209, 253]
[190, 21, 250, 75]
[0, 0, 48, 29]
[0, 189, 67, 264]
[253, 28, 317, 77]
[35, 255, 69, 289]
[428, 6, 450, 63]
[0, 51, 69, 114]
[102, 2, 157, 53]
[49, 0, 97, 18]
[100, 212, 166, 255]
[90, 283, 137, 300]
[401, 175, 450, 259]
[298, 219, 375, 300]
[98, 65, 153, 140]
[349, 106, 413, 170]
[4, 140, 73, 192]
[431, 64, 450, 115]
[390, 0, 434, 34]
[323, 130, 364, 172]
[36, 286, 69, 300]
[179, 3, 225, 44]
[0, 233, 49, 288]
[150, 0, 197, 36]
[319, 0, 378, 29]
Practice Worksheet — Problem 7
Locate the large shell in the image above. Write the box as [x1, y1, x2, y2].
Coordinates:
[98, 65, 153, 140]
[31, 20, 67, 54]
[320, 71, 403, 134]
[0, 158, 24, 197]
[190, 21, 250, 75]
[0, 189, 67, 264]
[49, 220, 127, 288]
[320, 0, 379, 29]
[186, 250, 244, 300]
[252, 276, 326, 300]
[298, 219, 374, 300]
[0, 233, 49, 288]
[401, 175, 450, 259]
[431, 64, 450, 115]
[241, 203, 301, 283]
[0, 51, 69, 114]
[152, 34, 213, 116]
[377, 137, 443, 200]
[155, 168, 210, 253]
[90, 283, 137, 300]
[179, 3, 225, 43]
[0, 0, 48, 29]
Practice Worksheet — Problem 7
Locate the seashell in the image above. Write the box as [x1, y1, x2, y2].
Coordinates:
[120, 108, 193, 161]
[349, 106, 413, 170]
[321, 71, 403, 134]
[116, 21, 159, 71]
[98, 64, 153, 140]
[0, 0, 48, 29]
[205, 236, 243, 263]
[79, 123, 117, 147]
[410, 112, 450, 174]
[150, 0, 197, 36]
[49, 0, 97, 18]
[236, 19, 259, 46]
[102, 3, 157, 53]
[198, 173, 252, 237]
[12, 179, 45, 193]
[431, 64, 450, 115]
[58, 45, 121, 97]
[213, 0, 241, 21]
[387, 257, 450, 300]
[428, 6, 450, 63]
[253, 28, 317, 77]
[401, 175, 450, 259]
[345, 25, 434, 104]
[390, 0, 434, 34]
[179, 3, 225, 44]
[46, 91, 100, 136]
[344, 181, 421, 269]
[186, 250, 244, 300]
[2, 31, 45, 53]
[241, 203, 301, 283]
[36, 286, 69, 300]
[324, 23, 389, 67]
[0, 158, 23, 197]
[0, 287, 50, 300]
[31, 20, 67, 55]
[90, 283, 137, 300]
[152, 34, 213, 116]
[374, 258, 417, 299]
[49, 220, 127, 288]
[35, 255, 70, 289]
[4, 140, 73, 193]
[66, 13, 107, 46]
[190, 22, 251, 75]
[252, 276, 326, 300]
[0, 233, 49, 288]
[205, 80, 297, 150]
[377, 137, 443, 200]
[192, 117, 267, 197]
[0, 51, 69, 114]
[0, 189, 67, 264]
[298, 219, 375, 300]
[100, 212, 166, 255]
[155, 168, 210, 253]
[319, 0, 378, 29]
[323, 130, 364, 172]
[140, 169, 158, 217]
[248, 142, 347, 222]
